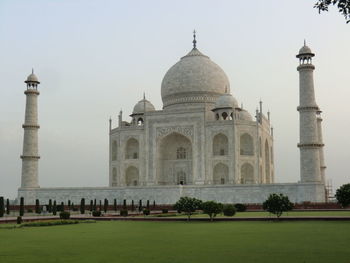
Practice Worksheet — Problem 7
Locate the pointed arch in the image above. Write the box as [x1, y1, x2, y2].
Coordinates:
[112, 167, 117, 182]
[265, 140, 270, 183]
[213, 133, 228, 156]
[241, 163, 254, 184]
[125, 166, 139, 186]
[112, 140, 117, 161]
[213, 163, 229, 184]
[125, 138, 139, 159]
[240, 133, 254, 156]
[157, 132, 192, 185]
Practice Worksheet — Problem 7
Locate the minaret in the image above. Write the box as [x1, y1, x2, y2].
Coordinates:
[20, 70, 40, 188]
[296, 42, 322, 183]
[317, 111, 326, 184]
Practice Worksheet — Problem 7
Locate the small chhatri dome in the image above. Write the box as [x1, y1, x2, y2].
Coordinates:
[132, 98, 155, 114]
[297, 40, 314, 58]
[161, 32, 230, 109]
[215, 93, 238, 109]
[239, 109, 253, 121]
[25, 69, 40, 84]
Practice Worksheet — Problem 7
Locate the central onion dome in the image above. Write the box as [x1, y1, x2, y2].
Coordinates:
[161, 34, 230, 109]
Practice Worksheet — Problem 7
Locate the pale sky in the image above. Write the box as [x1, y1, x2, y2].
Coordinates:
[1, 0, 349, 199]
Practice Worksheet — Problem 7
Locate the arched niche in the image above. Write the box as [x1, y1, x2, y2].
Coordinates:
[125, 138, 139, 159]
[241, 163, 254, 184]
[112, 140, 117, 161]
[125, 166, 139, 186]
[265, 140, 270, 183]
[213, 133, 228, 156]
[157, 132, 192, 185]
[213, 163, 229, 184]
[112, 167, 117, 182]
[240, 133, 254, 156]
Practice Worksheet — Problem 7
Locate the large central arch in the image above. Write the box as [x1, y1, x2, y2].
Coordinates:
[157, 132, 192, 185]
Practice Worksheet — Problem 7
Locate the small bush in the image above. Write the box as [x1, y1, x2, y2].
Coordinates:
[27, 209, 33, 213]
[234, 203, 247, 212]
[162, 209, 168, 213]
[21, 220, 79, 227]
[143, 209, 150, 216]
[59, 211, 70, 219]
[17, 216, 22, 224]
[92, 210, 101, 217]
[223, 204, 236, 216]
[120, 209, 128, 217]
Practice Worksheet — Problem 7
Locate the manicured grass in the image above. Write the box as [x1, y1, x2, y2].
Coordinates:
[0, 221, 349, 263]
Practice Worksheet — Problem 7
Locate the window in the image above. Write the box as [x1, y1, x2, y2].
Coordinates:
[176, 147, 186, 159]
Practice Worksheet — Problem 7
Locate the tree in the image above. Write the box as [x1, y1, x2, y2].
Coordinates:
[48, 199, 52, 213]
[53, 201, 57, 215]
[202, 201, 223, 221]
[146, 200, 150, 210]
[80, 198, 85, 214]
[138, 200, 142, 212]
[19, 197, 24, 216]
[315, 0, 350, 23]
[68, 200, 71, 211]
[335, 183, 350, 207]
[35, 199, 40, 214]
[90, 200, 93, 212]
[0, 197, 4, 217]
[263, 193, 293, 219]
[6, 199, 10, 215]
[123, 199, 127, 210]
[131, 200, 135, 211]
[104, 198, 108, 213]
[113, 199, 117, 211]
[173, 197, 202, 221]
[61, 202, 65, 212]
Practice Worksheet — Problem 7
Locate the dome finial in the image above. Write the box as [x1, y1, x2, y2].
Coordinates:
[304, 39, 306, 46]
[192, 29, 197, 48]
[143, 92, 146, 100]
[32, 68, 34, 74]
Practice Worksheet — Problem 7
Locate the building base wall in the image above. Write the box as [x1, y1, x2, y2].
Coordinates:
[18, 183, 326, 205]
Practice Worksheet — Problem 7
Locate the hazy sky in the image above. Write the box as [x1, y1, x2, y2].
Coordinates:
[1, 0, 349, 199]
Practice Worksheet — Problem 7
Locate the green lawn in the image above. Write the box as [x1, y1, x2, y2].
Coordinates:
[0, 220, 349, 263]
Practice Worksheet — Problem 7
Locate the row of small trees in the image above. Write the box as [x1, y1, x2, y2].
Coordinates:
[0, 197, 157, 217]
[174, 193, 295, 221]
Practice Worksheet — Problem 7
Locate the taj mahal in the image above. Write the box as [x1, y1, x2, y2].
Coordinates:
[18, 34, 327, 204]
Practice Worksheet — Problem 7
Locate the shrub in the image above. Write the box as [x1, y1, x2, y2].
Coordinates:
[335, 183, 350, 207]
[174, 197, 202, 221]
[202, 201, 223, 221]
[120, 209, 128, 217]
[17, 216, 22, 224]
[223, 204, 236, 217]
[263, 193, 293, 218]
[92, 210, 101, 217]
[234, 203, 247, 212]
[20, 197, 24, 216]
[80, 198, 85, 214]
[162, 209, 168, 213]
[60, 202, 65, 212]
[27, 209, 33, 213]
[72, 206, 79, 212]
[20, 220, 80, 227]
[143, 209, 150, 216]
[0, 197, 4, 217]
[59, 211, 70, 219]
